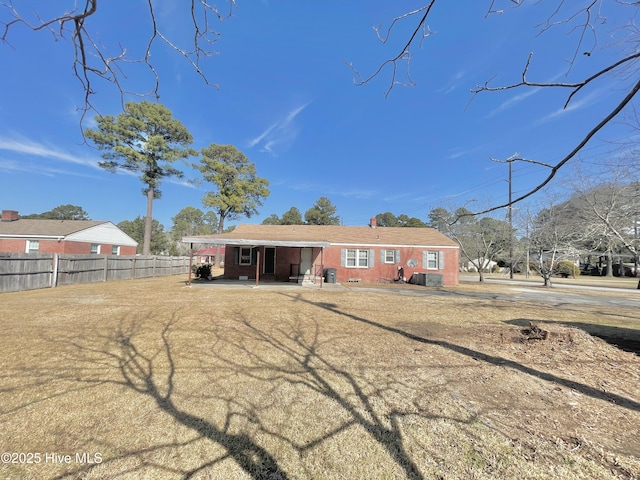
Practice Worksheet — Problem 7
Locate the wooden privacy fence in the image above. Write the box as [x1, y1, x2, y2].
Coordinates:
[0, 253, 191, 293]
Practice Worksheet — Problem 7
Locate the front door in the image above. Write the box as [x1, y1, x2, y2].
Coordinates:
[300, 248, 312, 277]
[264, 247, 275, 275]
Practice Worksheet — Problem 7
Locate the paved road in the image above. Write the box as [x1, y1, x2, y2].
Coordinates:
[457, 275, 640, 308]
[351, 276, 640, 309]
[193, 276, 640, 308]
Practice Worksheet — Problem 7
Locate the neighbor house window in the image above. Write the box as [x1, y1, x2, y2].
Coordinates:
[112, 245, 120, 255]
[26, 240, 39, 253]
[239, 247, 252, 265]
[91, 244, 100, 254]
[344, 249, 373, 268]
[381, 249, 400, 264]
[422, 251, 445, 270]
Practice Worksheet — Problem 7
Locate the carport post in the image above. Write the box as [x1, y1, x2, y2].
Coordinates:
[187, 243, 193, 286]
[255, 250, 260, 286]
[320, 247, 324, 289]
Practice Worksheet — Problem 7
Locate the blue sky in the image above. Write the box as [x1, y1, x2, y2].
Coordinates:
[0, 1, 637, 229]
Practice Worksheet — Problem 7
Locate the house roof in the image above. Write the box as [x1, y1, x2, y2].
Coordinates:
[0, 219, 138, 246]
[0, 219, 106, 238]
[183, 224, 458, 248]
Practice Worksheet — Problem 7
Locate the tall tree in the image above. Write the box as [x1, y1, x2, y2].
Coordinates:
[304, 197, 340, 225]
[528, 201, 581, 287]
[261, 214, 281, 225]
[170, 206, 217, 255]
[567, 179, 640, 276]
[22, 204, 90, 220]
[281, 207, 304, 225]
[261, 207, 304, 225]
[375, 212, 400, 227]
[396, 214, 427, 228]
[118, 217, 168, 255]
[429, 207, 511, 282]
[194, 143, 270, 265]
[85, 101, 196, 255]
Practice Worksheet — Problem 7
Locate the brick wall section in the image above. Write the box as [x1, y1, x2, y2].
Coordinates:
[0, 239, 137, 255]
[0, 239, 27, 252]
[323, 245, 459, 285]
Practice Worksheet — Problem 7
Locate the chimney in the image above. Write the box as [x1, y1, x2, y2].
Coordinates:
[1, 210, 19, 222]
[369, 216, 377, 228]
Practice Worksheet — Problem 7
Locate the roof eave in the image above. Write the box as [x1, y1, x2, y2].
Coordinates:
[182, 236, 330, 248]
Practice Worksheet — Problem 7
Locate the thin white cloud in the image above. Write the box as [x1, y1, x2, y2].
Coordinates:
[536, 88, 604, 124]
[288, 181, 376, 200]
[248, 102, 310, 155]
[486, 87, 540, 118]
[439, 70, 466, 95]
[0, 158, 100, 178]
[485, 70, 569, 118]
[0, 135, 100, 169]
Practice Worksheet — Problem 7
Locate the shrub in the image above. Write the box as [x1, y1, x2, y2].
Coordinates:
[192, 263, 213, 279]
[554, 260, 579, 278]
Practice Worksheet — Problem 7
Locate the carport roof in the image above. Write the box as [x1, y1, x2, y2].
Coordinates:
[183, 224, 458, 248]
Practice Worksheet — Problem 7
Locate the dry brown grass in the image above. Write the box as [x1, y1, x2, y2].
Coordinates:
[1, 276, 639, 479]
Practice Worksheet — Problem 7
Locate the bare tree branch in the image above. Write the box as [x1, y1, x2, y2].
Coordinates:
[469, 50, 640, 109]
[0, 0, 235, 121]
[472, 78, 640, 217]
[347, 1, 436, 98]
[353, 1, 640, 217]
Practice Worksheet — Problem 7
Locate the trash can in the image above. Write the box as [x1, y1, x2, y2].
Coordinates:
[324, 268, 337, 284]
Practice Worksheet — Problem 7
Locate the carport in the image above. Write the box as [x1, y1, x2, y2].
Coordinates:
[183, 234, 330, 287]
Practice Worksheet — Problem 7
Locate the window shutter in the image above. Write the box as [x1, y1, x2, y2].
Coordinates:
[439, 251, 445, 270]
[340, 249, 346, 267]
[380, 250, 385, 263]
[234, 247, 239, 265]
[395, 250, 401, 264]
[252, 247, 258, 265]
[422, 251, 427, 269]
[369, 249, 375, 268]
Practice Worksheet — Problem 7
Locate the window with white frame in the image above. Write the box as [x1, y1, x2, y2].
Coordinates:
[425, 251, 439, 270]
[112, 245, 120, 255]
[345, 248, 370, 268]
[91, 244, 100, 254]
[26, 240, 39, 253]
[379, 249, 400, 264]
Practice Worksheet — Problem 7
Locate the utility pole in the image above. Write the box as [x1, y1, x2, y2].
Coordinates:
[508, 158, 514, 279]
[492, 153, 518, 279]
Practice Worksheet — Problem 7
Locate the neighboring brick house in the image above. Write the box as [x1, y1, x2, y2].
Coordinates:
[0, 210, 137, 255]
[192, 247, 226, 265]
[183, 218, 459, 286]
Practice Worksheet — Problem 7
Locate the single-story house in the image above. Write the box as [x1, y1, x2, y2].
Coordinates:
[0, 210, 138, 255]
[183, 218, 459, 286]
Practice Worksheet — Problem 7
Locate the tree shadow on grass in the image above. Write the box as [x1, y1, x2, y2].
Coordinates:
[279, 293, 640, 413]
[52, 311, 480, 480]
[205, 314, 455, 480]
[51, 313, 289, 480]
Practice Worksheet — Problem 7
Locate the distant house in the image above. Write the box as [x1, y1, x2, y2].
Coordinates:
[183, 218, 459, 286]
[0, 210, 137, 255]
[192, 246, 226, 265]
